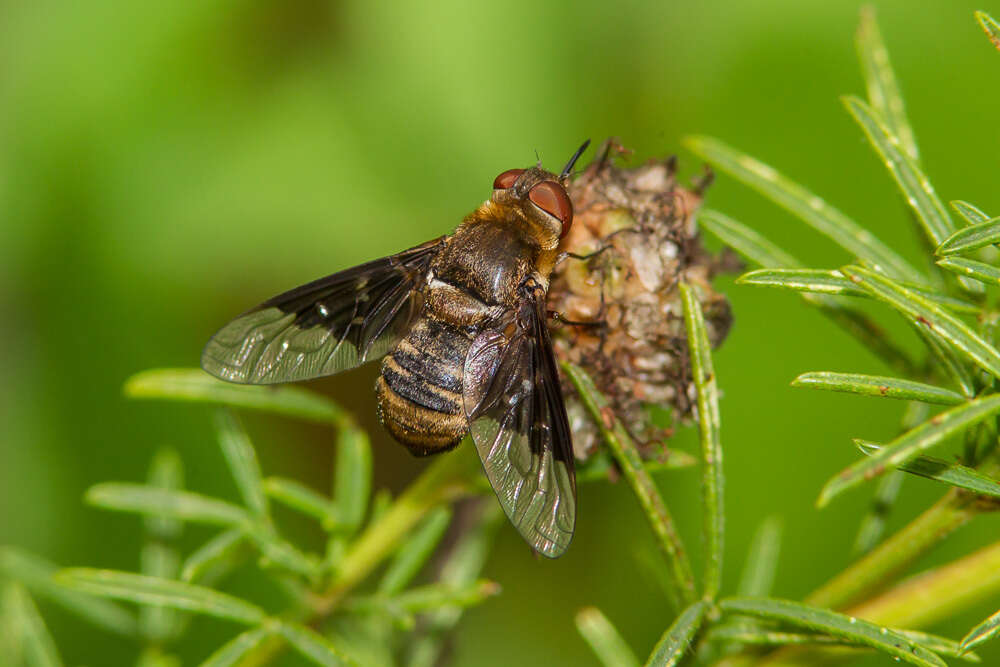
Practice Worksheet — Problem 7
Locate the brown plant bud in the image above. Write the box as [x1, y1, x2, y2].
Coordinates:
[549, 140, 736, 460]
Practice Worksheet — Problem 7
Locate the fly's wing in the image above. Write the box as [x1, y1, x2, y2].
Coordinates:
[202, 237, 444, 384]
[463, 285, 576, 558]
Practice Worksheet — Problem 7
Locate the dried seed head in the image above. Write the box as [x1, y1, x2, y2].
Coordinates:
[549, 140, 735, 459]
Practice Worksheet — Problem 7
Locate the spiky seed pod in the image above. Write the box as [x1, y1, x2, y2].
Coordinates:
[549, 140, 735, 460]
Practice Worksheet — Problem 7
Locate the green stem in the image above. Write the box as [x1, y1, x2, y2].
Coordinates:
[804, 488, 976, 610]
[317, 446, 480, 611]
[563, 362, 698, 608]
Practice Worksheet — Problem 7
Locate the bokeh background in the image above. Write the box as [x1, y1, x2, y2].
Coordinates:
[4, 0, 1000, 664]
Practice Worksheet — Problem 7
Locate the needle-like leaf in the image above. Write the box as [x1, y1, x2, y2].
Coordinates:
[215, 411, 269, 520]
[563, 362, 697, 608]
[680, 283, 724, 600]
[841, 265, 1000, 379]
[737, 516, 783, 598]
[739, 268, 978, 313]
[937, 256, 1000, 287]
[697, 209, 800, 269]
[263, 477, 340, 530]
[645, 600, 708, 667]
[685, 136, 925, 283]
[576, 449, 697, 484]
[200, 625, 278, 667]
[852, 471, 904, 557]
[856, 440, 1000, 498]
[378, 507, 452, 595]
[937, 217, 1000, 255]
[718, 597, 945, 667]
[976, 11, 1000, 51]
[181, 530, 247, 584]
[841, 96, 954, 247]
[277, 621, 355, 666]
[960, 608, 1000, 653]
[334, 427, 373, 536]
[124, 368, 354, 427]
[791, 372, 965, 406]
[0, 547, 136, 637]
[818, 395, 1000, 506]
[1, 583, 63, 667]
[575, 606, 641, 667]
[86, 484, 250, 526]
[856, 6, 919, 163]
[56, 569, 267, 625]
[951, 200, 991, 225]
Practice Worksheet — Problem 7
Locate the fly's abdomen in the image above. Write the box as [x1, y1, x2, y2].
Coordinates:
[376, 316, 472, 456]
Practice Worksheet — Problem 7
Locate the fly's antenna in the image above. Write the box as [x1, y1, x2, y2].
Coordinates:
[559, 139, 591, 179]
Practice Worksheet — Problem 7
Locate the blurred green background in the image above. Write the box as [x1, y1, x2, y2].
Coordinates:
[4, 0, 1000, 664]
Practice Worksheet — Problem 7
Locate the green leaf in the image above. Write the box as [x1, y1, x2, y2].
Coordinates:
[181, 529, 246, 584]
[333, 428, 373, 535]
[856, 440, 1000, 498]
[680, 283, 724, 600]
[842, 96, 954, 247]
[86, 483, 250, 526]
[791, 372, 965, 406]
[144, 448, 185, 539]
[277, 621, 355, 666]
[937, 256, 1000, 287]
[378, 507, 452, 595]
[563, 362, 697, 608]
[645, 600, 708, 667]
[390, 580, 499, 613]
[141, 448, 185, 644]
[2, 583, 63, 667]
[406, 504, 503, 667]
[139, 543, 183, 643]
[898, 629, 981, 662]
[739, 268, 978, 313]
[841, 265, 1000, 379]
[976, 11, 1000, 51]
[737, 268, 866, 296]
[912, 325, 977, 399]
[215, 411, 269, 520]
[699, 213, 919, 374]
[0, 547, 136, 637]
[818, 395, 1000, 506]
[856, 6, 919, 163]
[124, 368, 354, 427]
[961, 608, 1000, 653]
[737, 516, 783, 597]
[937, 217, 1000, 255]
[951, 200, 991, 225]
[684, 136, 925, 283]
[697, 209, 800, 269]
[718, 597, 946, 667]
[702, 625, 979, 661]
[56, 569, 267, 625]
[243, 524, 321, 581]
[199, 625, 277, 667]
[704, 626, 845, 647]
[263, 477, 339, 530]
[575, 606, 641, 667]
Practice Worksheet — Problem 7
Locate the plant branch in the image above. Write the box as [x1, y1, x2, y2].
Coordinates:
[563, 362, 698, 608]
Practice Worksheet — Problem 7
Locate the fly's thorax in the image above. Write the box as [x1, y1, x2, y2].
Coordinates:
[430, 219, 539, 307]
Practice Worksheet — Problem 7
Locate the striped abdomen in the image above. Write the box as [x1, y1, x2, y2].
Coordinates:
[376, 315, 474, 456]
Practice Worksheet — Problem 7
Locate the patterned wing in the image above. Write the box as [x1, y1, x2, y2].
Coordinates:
[202, 238, 443, 384]
[463, 283, 576, 558]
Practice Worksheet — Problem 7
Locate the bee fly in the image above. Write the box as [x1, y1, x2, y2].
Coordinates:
[202, 140, 591, 557]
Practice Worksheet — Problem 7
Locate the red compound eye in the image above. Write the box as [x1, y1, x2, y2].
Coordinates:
[528, 180, 573, 236]
[493, 168, 525, 190]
